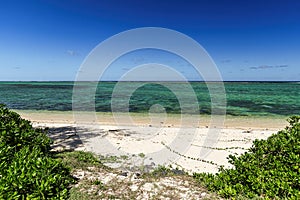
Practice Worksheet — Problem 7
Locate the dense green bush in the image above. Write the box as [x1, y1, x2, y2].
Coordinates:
[0, 104, 75, 199]
[194, 116, 300, 199]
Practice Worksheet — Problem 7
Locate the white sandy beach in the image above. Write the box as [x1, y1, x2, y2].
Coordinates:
[17, 110, 288, 174]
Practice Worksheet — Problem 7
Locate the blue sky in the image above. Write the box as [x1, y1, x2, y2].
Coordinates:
[0, 0, 299, 81]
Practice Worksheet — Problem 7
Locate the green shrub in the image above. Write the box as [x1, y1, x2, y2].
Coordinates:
[193, 116, 300, 199]
[0, 104, 51, 154]
[0, 104, 75, 199]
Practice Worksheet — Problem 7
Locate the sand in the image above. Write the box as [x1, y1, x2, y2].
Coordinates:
[16, 110, 289, 174]
[16, 109, 287, 129]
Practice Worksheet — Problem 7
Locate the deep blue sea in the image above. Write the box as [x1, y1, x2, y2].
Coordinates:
[0, 81, 299, 116]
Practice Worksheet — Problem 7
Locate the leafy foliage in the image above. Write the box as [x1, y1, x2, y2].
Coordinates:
[0, 104, 75, 199]
[56, 151, 104, 170]
[193, 116, 300, 199]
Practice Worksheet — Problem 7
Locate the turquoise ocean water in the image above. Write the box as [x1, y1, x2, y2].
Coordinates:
[0, 82, 299, 117]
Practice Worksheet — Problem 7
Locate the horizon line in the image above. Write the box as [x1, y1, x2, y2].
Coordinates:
[0, 80, 299, 83]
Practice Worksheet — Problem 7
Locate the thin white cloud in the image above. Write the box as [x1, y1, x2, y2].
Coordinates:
[66, 50, 79, 56]
[220, 59, 231, 63]
[250, 65, 288, 70]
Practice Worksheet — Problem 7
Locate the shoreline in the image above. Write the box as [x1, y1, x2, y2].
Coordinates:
[15, 109, 288, 130]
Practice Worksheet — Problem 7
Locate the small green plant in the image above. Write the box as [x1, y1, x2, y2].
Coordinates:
[99, 155, 120, 163]
[0, 104, 75, 199]
[138, 152, 145, 158]
[193, 116, 300, 199]
[149, 165, 186, 178]
[120, 155, 129, 160]
[92, 180, 106, 190]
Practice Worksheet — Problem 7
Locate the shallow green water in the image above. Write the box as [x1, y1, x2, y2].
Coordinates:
[0, 81, 299, 116]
